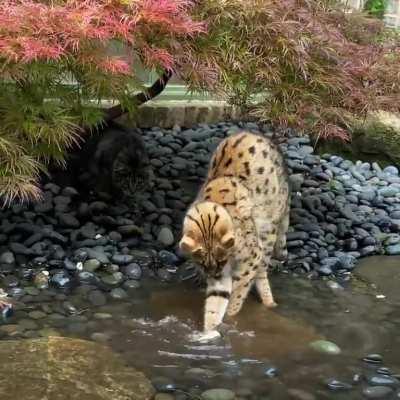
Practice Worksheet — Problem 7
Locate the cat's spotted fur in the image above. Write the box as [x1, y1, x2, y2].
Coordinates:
[179, 131, 290, 332]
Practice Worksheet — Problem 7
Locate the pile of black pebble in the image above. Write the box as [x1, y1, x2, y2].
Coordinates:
[1, 121, 400, 299]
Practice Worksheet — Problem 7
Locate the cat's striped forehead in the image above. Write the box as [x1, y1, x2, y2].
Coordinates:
[183, 201, 232, 244]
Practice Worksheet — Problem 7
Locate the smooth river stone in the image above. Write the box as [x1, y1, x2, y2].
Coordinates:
[0, 337, 154, 400]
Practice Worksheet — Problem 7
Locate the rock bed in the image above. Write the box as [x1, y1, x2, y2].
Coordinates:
[152, 351, 400, 400]
[1, 120, 400, 300]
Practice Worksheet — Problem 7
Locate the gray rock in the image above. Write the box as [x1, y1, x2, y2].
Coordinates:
[287, 388, 316, 400]
[386, 244, 400, 255]
[383, 166, 399, 176]
[91, 332, 111, 343]
[0, 252, 15, 265]
[363, 386, 394, 399]
[101, 272, 124, 287]
[123, 280, 141, 290]
[9, 243, 31, 255]
[59, 214, 80, 228]
[117, 225, 143, 236]
[157, 227, 175, 246]
[325, 379, 352, 391]
[88, 290, 107, 306]
[367, 375, 400, 388]
[124, 263, 142, 280]
[201, 389, 236, 400]
[378, 187, 399, 197]
[109, 288, 128, 300]
[112, 254, 134, 265]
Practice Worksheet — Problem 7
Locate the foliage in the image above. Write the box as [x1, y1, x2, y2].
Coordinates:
[364, 0, 388, 19]
[183, 0, 400, 142]
[0, 0, 207, 205]
[3, 0, 400, 205]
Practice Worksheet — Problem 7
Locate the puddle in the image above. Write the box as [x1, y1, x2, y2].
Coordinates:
[1, 257, 400, 399]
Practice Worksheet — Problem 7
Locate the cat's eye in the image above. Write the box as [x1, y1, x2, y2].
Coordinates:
[192, 248, 203, 259]
[216, 259, 227, 268]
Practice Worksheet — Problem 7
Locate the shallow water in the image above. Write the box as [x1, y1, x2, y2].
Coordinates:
[2, 257, 400, 399]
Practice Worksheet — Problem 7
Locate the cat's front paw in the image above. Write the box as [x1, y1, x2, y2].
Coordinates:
[264, 301, 278, 308]
[189, 330, 221, 342]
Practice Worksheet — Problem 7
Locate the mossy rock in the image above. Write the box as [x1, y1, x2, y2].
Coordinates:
[0, 336, 155, 400]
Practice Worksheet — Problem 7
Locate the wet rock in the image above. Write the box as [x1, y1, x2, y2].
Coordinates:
[28, 311, 47, 320]
[9, 242, 31, 255]
[67, 322, 88, 334]
[377, 368, 392, 376]
[367, 375, 400, 387]
[88, 290, 107, 306]
[62, 301, 78, 314]
[264, 366, 279, 378]
[109, 288, 128, 300]
[123, 280, 141, 290]
[151, 377, 177, 393]
[124, 263, 142, 280]
[309, 340, 341, 355]
[185, 368, 215, 379]
[18, 319, 39, 330]
[2, 275, 19, 288]
[158, 250, 179, 266]
[157, 227, 175, 246]
[0, 252, 15, 265]
[33, 271, 49, 290]
[101, 272, 124, 287]
[201, 388, 236, 400]
[83, 259, 101, 272]
[363, 386, 394, 399]
[50, 271, 71, 289]
[386, 244, 400, 255]
[118, 225, 143, 236]
[93, 312, 113, 320]
[0, 337, 155, 400]
[287, 388, 316, 400]
[0, 303, 13, 320]
[58, 213, 80, 228]
[157, 268, 173, 282]
[363, 354, 384, 364]
[325, 379, 352, 391]
[90, 332, 111, 343]
[112, 254, 134, 265]
[0, 324, 23, 336]
[25, 287, 40, 296]
[154, 394, 175, 400]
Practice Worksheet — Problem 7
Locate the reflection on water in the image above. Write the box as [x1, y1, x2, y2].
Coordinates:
[1, 257, 400, 399]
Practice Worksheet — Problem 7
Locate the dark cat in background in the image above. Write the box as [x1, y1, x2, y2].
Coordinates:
[49, 121, 150, 198]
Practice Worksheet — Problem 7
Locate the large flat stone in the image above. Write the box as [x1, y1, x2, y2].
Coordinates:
[355, 255, 400, 301]
[0, 336, 155, 400]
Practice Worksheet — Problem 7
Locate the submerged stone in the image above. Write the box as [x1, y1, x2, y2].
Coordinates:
[363, 386, 394, 399]
[363, 354, 384, 364]
[309, 340, 341, 355]
[325, 379, 352, 391]
[201, 388, 236, 400]
[0, 337, 154, 400]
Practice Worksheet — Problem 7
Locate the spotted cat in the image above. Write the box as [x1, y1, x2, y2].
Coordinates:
[179, 131, 290, 333]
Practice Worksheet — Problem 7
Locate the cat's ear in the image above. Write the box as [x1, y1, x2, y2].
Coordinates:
[221, 232, 235, 249]
[179, 235, 201, 256]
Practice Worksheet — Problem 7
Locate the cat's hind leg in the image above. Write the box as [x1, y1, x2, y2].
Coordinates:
[273, 210, 289, 262]
[254, 265, 277, 308]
